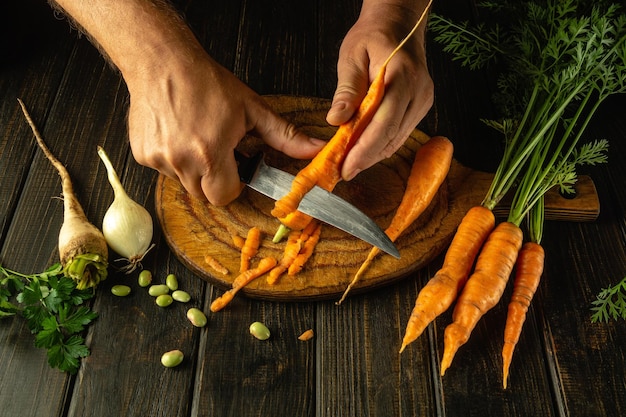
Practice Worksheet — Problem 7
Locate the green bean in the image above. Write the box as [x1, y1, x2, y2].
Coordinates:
[186, 308, 207, 327]
[161, 349, 184, 367]
[172, 290, 191, 303]
[166, 273, 178, 291]
[156, 294, 173, 307]
[148, 284, 169, 297]
[249, 321, 271, 340]
[111, 285, 131, 297]
[138, 270, 152, 287]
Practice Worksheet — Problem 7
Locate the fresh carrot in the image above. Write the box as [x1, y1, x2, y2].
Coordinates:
[210, 256, 277, 312]
[271, 0, 433, 239]
[440, 221, 523, 376]
[18, 99, 108, 290]
[288, 221, 322, 275]
[502, 241, 544, 389]
[204, 254, 229, 275]
[399, 205, 495, 352]
[336, 135, 454, 305]
[240, 227, 262, 272]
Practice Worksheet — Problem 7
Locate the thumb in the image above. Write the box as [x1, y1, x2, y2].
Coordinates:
[326, 63, 370, 126]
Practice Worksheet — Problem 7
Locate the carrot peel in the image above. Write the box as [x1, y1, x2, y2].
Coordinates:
[210, 256, 277, 312]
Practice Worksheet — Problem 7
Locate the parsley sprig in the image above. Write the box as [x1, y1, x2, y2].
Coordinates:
[0, 263, 98, 374]
[591, 277, 626, 323]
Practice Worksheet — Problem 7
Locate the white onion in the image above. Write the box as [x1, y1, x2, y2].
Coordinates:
[97, 146, 154, 273]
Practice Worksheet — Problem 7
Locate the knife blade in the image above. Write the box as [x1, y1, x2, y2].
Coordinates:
[235, 150, 400, 259]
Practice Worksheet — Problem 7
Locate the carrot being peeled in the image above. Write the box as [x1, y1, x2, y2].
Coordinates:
[336, 135, 453, 305]
[399, 205, 495, 352]
[270, 66, 386, 234]
[440, 221, 523, 376]
[271, 0, 433, 239]
[502, 241, 544, 389]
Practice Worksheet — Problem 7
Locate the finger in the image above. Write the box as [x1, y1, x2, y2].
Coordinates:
[326, 56, 370, 126]
[250, 102, 326, 159]
[199, 154, 244, 207]
[341, 92, 410, 180]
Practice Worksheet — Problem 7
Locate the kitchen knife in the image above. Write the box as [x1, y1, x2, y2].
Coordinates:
[235, 150, 400, 259]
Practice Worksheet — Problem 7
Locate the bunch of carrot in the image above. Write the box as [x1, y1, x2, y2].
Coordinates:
[400, 0, 621, 388]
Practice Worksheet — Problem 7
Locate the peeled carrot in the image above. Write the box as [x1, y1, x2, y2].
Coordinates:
[240, 227, 261, 272]
[336, 136, 454, 305]
[271, 0, 433, 237]
[399, 205, 495, 352]
[440, 221, 523, 376]
[210, 256, 277, 312]
[502, 241, 544, 389]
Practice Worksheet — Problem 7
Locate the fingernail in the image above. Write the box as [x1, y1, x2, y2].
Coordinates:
[345, 168, 361, 181]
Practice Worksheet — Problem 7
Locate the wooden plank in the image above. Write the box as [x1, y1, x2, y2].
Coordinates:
[0, 3, 83, 417]
[187, 1, 319, 416]
[538, 97, 626, 417]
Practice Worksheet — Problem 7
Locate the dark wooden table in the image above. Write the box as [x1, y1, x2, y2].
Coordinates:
[2, 1, 625, 416]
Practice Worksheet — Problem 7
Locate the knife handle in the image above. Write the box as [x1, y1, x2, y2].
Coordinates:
[234, 150, 263, 184]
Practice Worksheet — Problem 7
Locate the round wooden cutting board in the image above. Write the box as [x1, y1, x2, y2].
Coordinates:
[155, 95, 493, 301]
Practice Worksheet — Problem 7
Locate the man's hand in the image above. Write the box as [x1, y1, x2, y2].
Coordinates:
[327, 0, 434, 181]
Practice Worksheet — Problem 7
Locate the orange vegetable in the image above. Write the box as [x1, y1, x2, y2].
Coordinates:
[502, 241, 544, 389]
[440, 221, 523, 376]
[204, 254, 229, 275]
[270, 67, 386, 233]
[231, 234, 245, 250]
[240, 227, 261, 272]
[271, 0, 433, 236]
[267, 220, 320, 283]
[336, 136, 454, 305]
[288, 221, 322, 275]
[399, 205, 495, 352]
[210, 257, 277, 312]
[298, 329, 315, 341]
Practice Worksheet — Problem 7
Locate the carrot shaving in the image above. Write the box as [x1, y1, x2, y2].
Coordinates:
[399, 205, 495, 352]
[267, 231, 302, 285]
[502, 241, 544, 389]
[204, 254, 229, 275]
[440, 221, 523, 376]
[337, 136, 453, 305]
[298, 329, 315, 341]
[231, 234, 245, 250]
[240, 226, 262, 272]
[288, 221, 322, 276]
[210, 256, 277, 312]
